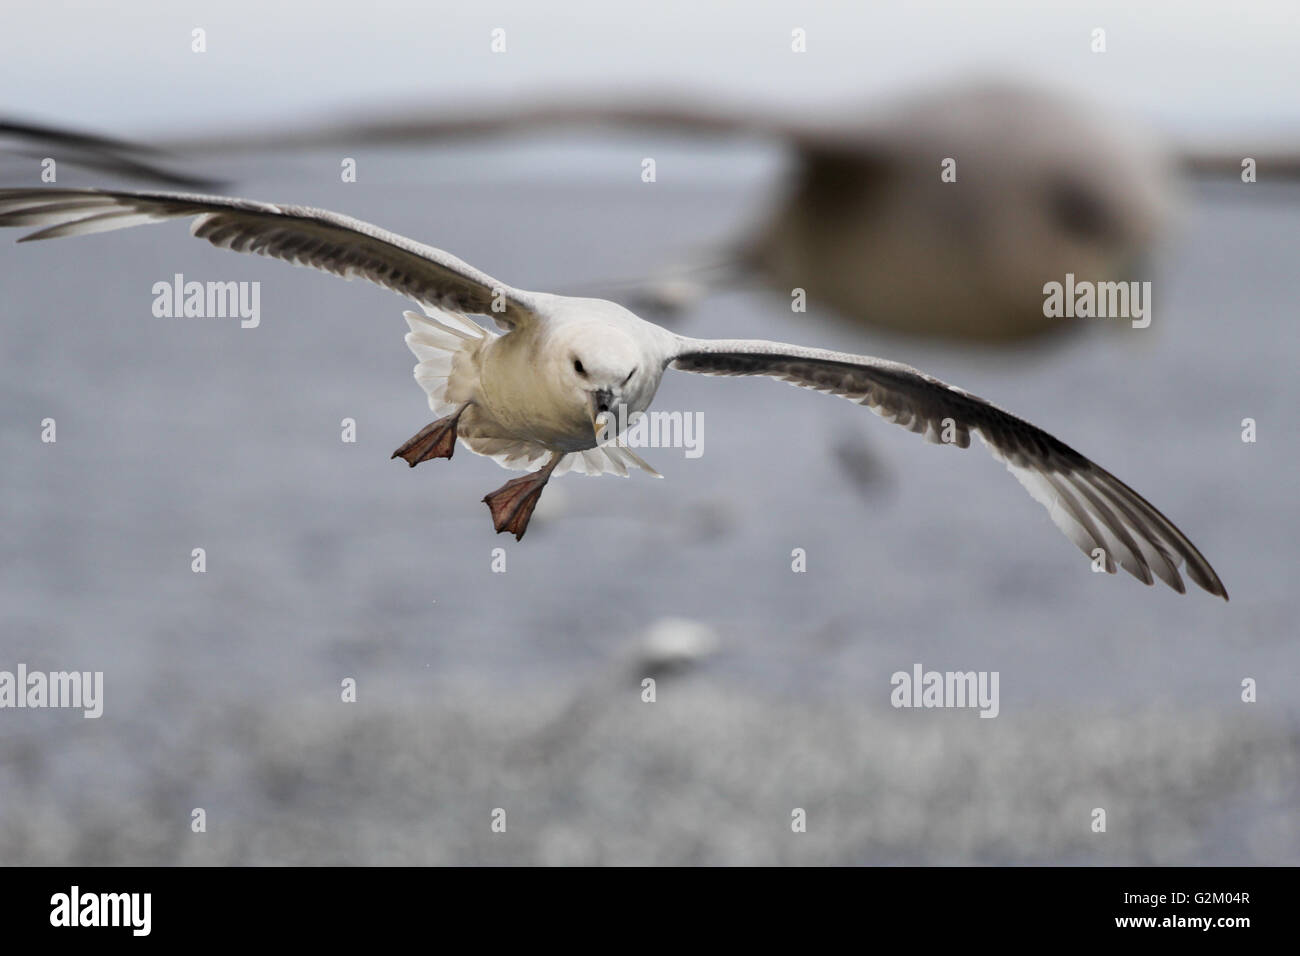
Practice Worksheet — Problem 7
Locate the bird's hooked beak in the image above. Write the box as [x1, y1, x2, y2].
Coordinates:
[590, 388, 614, 442]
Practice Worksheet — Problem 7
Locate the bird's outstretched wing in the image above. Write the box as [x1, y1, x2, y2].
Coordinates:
[0, 188, 540, 325]
[670, 337, 1227, 599]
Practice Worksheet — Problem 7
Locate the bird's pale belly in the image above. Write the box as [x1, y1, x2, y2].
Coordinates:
[476, 349, 591, 450]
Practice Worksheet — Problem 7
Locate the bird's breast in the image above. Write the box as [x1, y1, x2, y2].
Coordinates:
[477, 338, 591, 449]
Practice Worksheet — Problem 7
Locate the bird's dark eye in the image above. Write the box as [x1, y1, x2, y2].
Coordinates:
[573, 358, 586, 376]
[622, 368, 636, 386]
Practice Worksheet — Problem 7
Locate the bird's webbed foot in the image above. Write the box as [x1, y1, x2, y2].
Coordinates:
[482, 458, 558, 540]
[391, 405, 466, 466]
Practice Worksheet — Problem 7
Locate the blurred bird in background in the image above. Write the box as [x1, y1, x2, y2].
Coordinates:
[55, 75, 1293, 344]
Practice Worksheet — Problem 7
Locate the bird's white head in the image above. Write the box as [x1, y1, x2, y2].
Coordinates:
[551, 314, 657, 444]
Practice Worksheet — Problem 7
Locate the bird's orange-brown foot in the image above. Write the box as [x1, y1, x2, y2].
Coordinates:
[483, 457, 559, 540]
[391, 406, 465, 466]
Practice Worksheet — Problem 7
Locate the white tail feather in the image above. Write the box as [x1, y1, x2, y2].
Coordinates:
[402, 309, 486, 416]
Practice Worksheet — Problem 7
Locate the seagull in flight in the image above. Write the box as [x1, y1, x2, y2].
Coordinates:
[0, 188, 1227, 598]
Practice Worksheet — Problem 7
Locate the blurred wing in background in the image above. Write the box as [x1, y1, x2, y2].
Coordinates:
[156, 94, 814, 153]
[1178, 146, 1300, 180]
[0, 117, 224, 188]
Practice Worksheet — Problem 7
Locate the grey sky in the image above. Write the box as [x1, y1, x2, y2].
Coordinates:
[2, 0, 1298, 141]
